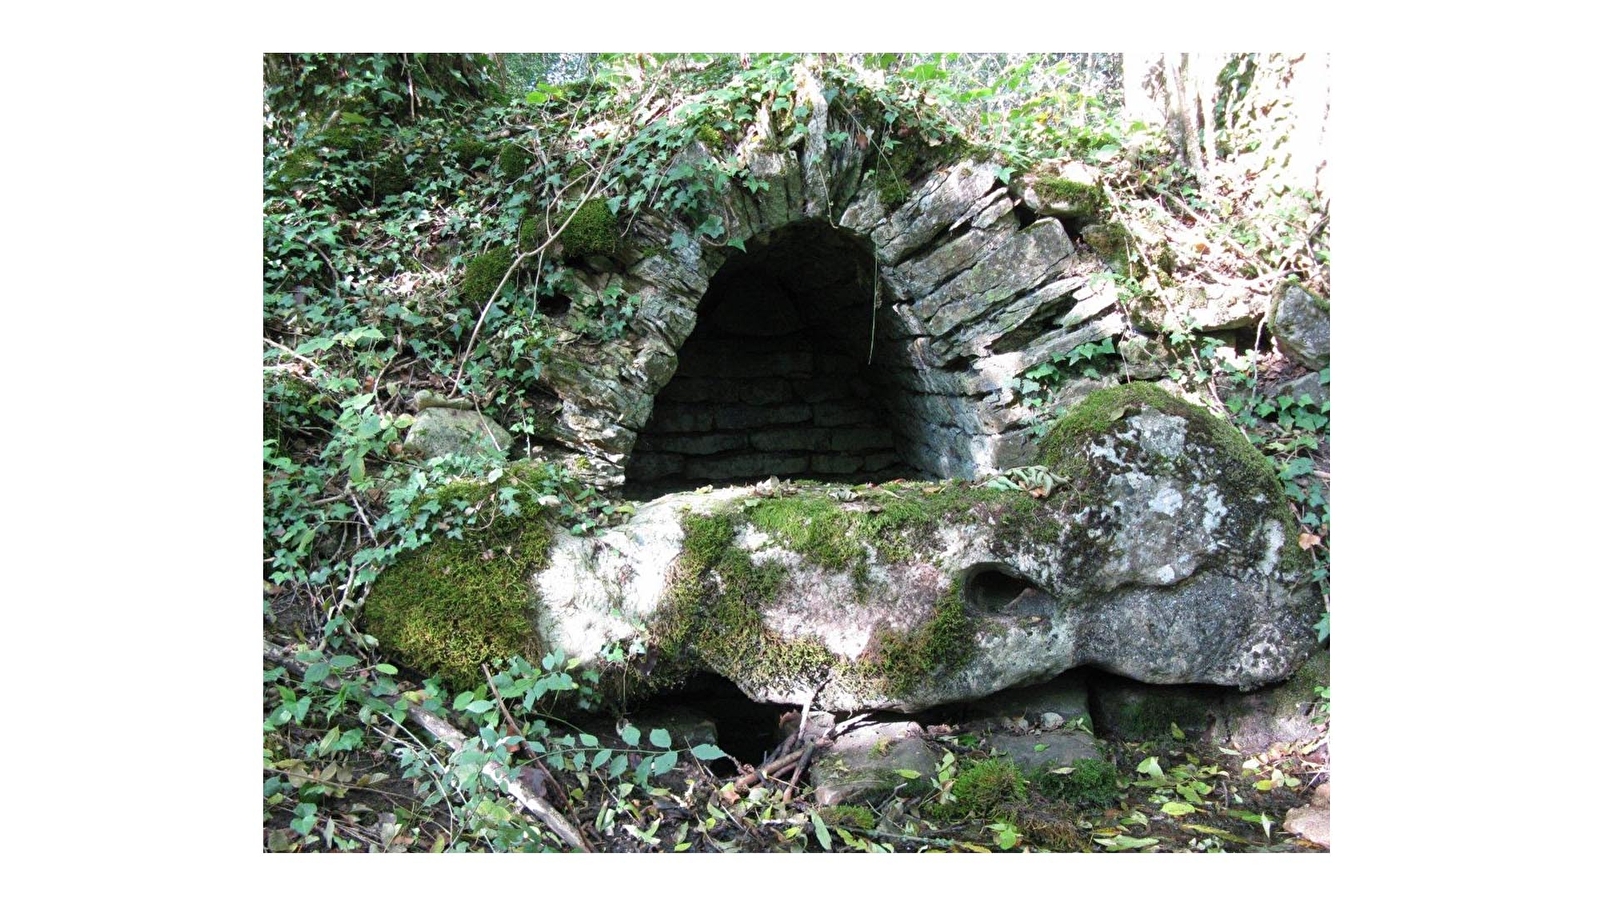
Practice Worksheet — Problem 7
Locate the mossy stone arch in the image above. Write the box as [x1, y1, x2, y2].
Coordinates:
[530, 100, 1107, 492]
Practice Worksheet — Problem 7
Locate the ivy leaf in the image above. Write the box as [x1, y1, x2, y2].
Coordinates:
[1093, 834, 1160, 851]
[809, 810, 832, 851]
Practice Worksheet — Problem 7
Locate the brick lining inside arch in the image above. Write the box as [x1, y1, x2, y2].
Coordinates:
[624, 220, 929, 496]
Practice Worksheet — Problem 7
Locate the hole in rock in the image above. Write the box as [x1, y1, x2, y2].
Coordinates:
[624, 220, 933, 499]
[963, 564, 1052, 615]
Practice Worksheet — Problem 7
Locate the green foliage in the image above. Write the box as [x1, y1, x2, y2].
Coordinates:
[1132, 753, 1222, 816]
[266, 645, 728, 852]
[1010, 337, 1120, 427]
[566, 282, 638, 342]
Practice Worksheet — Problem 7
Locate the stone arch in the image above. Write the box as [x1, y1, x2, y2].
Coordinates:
[529, 79, 1130, 491]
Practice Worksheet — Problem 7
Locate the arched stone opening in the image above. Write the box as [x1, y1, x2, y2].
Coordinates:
[624, 220, 931, 497]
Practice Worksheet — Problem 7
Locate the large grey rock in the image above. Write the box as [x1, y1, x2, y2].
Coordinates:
[374, 384, 1319, 714]
[1268, 283, 1331, 369]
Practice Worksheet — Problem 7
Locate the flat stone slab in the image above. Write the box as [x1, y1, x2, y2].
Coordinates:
[809, 721, 940, 807]
[983, 731, 1102, 772]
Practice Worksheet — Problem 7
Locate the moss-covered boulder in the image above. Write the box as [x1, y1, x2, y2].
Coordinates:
[367, 382, 1320, 711]
[363, 467, 555, 688]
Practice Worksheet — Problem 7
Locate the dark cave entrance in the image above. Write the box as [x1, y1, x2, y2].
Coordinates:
[624, 221, 929, 498]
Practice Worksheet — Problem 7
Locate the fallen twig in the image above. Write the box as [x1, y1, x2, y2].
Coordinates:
[782, 741, 818, 805]
[481, 662, 583, 842]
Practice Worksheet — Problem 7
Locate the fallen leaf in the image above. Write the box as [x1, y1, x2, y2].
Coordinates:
[1298, 532, 1322, 550]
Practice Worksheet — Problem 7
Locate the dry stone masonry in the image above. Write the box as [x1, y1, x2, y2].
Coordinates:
[500, 72, 1129, 491]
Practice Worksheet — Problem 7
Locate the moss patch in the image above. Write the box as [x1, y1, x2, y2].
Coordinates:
[934, 758, 1025, 820]
[449, 138, 492, 168]
[868, 582, 974, 695]
[1035, 175, 1103, 216]
[496, 143, 532, 180]
[1081, 222, 1131, 268]
[363, 474, 554, 689]
[651, 511, 835, 695]
[371, 154, 411, 200]
[1037, 756, 1121, 809]
[459, 245, 516, 308]
[747, 497, 863, 573]
[560, 197, 618, 259]
[820, 804, 876, 831]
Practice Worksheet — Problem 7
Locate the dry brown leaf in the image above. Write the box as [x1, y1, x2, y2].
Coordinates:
[1298, 532, 1321, 550]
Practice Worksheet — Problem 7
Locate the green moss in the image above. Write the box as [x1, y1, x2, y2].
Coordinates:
[1037, 757, 1121, 809]
[869, 582, 974, 695]
[651, 511, 835, 695]
[820, 804, 876, 831]
[459, 246, 516, 308]
[560, 197, 618, 259]
[935, 758, 1025, 820]
[747, 498, 863, 573]
[873, 149, 915, 206]
[449, 138, 492, 168]
[1035, 175, 1103, 215]
[269, 145, 319, 189]
[517, 219, 542, 253]
[363, 475, 554, 689]
[695, 123, 724, 147]
[496, 143, 532, 180]
[1081, 222, 1131, 265]
[371, 154, 411, 199]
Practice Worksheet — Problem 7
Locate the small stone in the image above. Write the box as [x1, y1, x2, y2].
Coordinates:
[1268, 282, 1330, 370]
